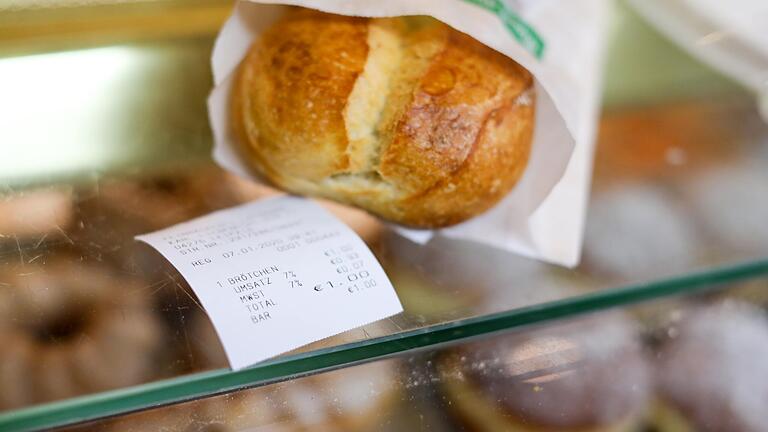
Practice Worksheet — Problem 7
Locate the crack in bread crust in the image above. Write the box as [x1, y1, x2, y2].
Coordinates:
[338, 18, 448, 193]
[343, 19, 402, 175]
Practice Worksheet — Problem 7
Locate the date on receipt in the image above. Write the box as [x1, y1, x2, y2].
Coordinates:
[136, 195, 402, 370]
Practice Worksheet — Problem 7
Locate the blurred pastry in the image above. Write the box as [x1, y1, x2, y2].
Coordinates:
[182, 309, 403, 429]
[652, 302, 768, 432]
[379, 235, 493, 321]
[385, 265, 480, 322]
[681, 162, 768, 254]
[0, 186, 73, 241]
[188, 309, 229, 370]
[233, 9, 535, 228]
[382, 232, 583, 321]
[294, 360, 399, 431]
[438, 313, 651, 431]
[76, 167, 221, 237]
[719, 278, 768, 309]
[593, 102, 740, 184]
[72, 168, 219, 277]
[583, 183, 698, 281]
[0, 259, 164, 409]
[101, 400, 233, 432]
[106, 359, 400, 432]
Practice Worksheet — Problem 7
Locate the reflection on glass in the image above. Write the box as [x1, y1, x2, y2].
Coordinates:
[0, 47, 139, 182]
[57, 289, 768, 432]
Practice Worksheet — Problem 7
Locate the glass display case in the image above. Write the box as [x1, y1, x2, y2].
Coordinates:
[1, 1, 767, 431]
[55, 281, 768, 432]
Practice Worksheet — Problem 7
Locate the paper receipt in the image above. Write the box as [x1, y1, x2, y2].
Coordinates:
[136, 196, 403, 370]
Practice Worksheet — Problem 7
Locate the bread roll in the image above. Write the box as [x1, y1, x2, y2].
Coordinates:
[233, 9, 534, 228]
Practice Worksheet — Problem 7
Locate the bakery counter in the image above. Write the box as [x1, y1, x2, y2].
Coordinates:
[50, 278, 768, 432]
[2, 98, 768, 430]
[2, 0, 768, 431]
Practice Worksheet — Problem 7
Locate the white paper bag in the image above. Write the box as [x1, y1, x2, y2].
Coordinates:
[208, 0, 608, 267]
[627, 0, 768, 122]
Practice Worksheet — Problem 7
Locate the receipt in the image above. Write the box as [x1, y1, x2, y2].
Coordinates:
[137, 196, 402, 370]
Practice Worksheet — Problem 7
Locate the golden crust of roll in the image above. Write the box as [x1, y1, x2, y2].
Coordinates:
[233, 9, 534, 228]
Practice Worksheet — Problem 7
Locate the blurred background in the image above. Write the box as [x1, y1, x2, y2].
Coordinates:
[1, 1, 768, 431]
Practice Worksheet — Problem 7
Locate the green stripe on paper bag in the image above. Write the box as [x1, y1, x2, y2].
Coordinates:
[463, 0, 545, 58]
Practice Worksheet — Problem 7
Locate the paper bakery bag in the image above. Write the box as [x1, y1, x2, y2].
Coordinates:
[208, 0, 608, 267]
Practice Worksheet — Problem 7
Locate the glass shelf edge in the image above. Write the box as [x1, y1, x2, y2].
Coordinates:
[2, 257, 767, 432]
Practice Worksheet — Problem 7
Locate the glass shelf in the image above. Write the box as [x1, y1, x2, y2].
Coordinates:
[3, 261, 768, 432]
[53, 277, 768, 432]
[1, 1, 767, 431]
